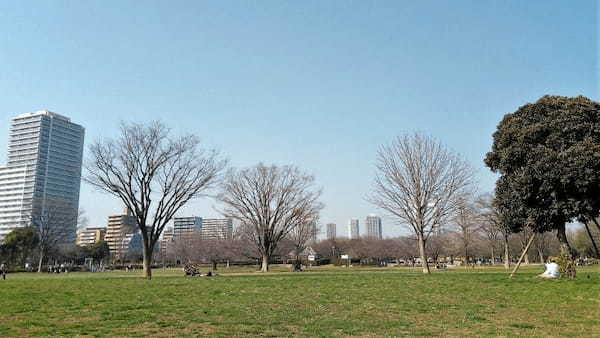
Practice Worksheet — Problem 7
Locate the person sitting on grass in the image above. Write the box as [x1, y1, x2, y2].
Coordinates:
[538, 259, 560, 279]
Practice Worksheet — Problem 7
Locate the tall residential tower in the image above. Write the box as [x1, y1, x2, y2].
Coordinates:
[348, 218, 359, 239]
[326, 223, 336, 240]
[0, 111, 85, 241]
[365, 214, 383, 239]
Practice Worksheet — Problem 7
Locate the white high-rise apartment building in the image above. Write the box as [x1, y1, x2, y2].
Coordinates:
[365, 214, 383, 239]
[348, 218, 359, 239]
[172, 217, 233, 240]
[0, 111, 85, 241]
[201, 218, 233, 240]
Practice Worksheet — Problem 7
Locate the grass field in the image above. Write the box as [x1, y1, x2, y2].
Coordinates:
[0, 265, 599, 337]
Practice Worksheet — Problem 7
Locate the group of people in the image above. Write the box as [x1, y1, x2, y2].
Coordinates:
[183, 264, 217, 277]
[47, 264, 69, 274]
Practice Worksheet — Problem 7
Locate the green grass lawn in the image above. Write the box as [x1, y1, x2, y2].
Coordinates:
[0, 265, 599, 337]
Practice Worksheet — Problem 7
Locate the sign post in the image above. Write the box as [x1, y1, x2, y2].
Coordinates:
[341, 254, 350, 268]
[308, 255, 315, 267]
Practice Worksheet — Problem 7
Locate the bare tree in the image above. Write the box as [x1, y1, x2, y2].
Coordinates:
[85, 121, 226, 279]
[30, 197, 75, 272]
[288, 220, 320, 270]
[517, 228, 533, 265]
[453, 195, 480, 267]
[476, 194, 501, 265]
[369, 133, 473, 274]
[218, 164, 323, 272]
[198, 225, 239, 270]
[427, 231, 449, 264]
[534, 231, 554, 263]
[169, 235, 197, 264]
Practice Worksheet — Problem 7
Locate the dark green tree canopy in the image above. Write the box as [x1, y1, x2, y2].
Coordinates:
[4, 227, 39, 248]
[485, 95, 600, 233]
[89, 241, 110, 262]
[2, 227, 39, 266]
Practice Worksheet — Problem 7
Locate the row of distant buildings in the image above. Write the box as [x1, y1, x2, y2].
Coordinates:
[0, 110, 382, 262]
[326, 214, 383, 240]
[76, 208, 233, 259]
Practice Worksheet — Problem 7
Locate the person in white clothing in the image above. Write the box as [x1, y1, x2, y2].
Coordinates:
[538, 259, 560, 278]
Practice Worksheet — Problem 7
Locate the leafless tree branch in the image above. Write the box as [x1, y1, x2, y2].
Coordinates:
[368, 133, 474, 273]
[218, 163, 323, 272]
[84, 121, 227, 279]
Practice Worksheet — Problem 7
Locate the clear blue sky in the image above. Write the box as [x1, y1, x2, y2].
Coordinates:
[0, 1, 597, 237]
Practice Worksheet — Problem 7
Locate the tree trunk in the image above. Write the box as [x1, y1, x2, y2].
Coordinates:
[556, 222, 576, 278]
[261, 254, 269, 272]
[556, 223, 574, 255]
[583, 222, 600, 258]
[592, 217, 600, 233]
[524, 253, 529, 265]
[503, 235, 510, 270]
[37, 248, 45, 273]
[417, 234, 430, 274]
[538, 246, 544, 264]
[143, 244, 153, 280]
[491, 246, 495, 266]
[509, 232, 536, 279]
[212, 261, 217, 271]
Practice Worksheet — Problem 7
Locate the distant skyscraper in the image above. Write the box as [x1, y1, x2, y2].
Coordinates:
[348, 218, 359, 239]
[365, 214, 383, 239]
[0, 110, 85, 242]
[326, 223, 336, 240]
[173, 216, 203, 237]
[309, 221, 318, 243]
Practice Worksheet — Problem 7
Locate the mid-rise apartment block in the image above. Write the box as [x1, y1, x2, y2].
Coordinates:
[0, 110, 85, 242]
[172, 217, 233, 240]
[173, 216, 203, 237]
[160, 226, 174, 257]
[199, 218, 233, 240]
[76, 227, 107, 246]
[104, 208, 137, 259]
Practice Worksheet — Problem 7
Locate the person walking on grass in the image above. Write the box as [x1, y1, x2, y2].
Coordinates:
[1, 263, 6, 280]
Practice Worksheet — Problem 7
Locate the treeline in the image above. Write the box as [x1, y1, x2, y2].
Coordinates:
[158, 224, 598, 269]
[2, 220, 597, 272]
[0, 227, 109, 272]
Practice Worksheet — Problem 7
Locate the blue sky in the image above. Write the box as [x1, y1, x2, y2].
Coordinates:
[0, 1, 597, 237]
